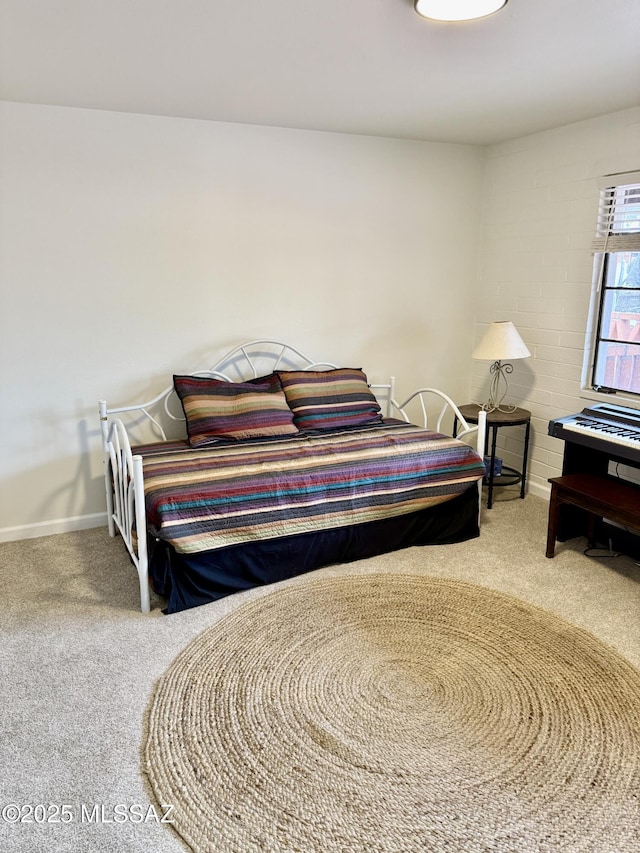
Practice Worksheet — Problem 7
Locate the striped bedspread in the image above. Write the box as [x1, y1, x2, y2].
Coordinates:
[133, 421, 486, 555]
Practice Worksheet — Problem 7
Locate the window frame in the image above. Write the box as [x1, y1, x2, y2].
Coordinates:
[581, 172, 640, 408]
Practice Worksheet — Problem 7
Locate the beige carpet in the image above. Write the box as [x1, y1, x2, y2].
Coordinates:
[144, 573, 640, 853]
[0, 492, 639, 852]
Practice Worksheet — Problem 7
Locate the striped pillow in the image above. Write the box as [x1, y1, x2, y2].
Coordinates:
[277, 368, 382, 431]
[173, 374, 298, 446]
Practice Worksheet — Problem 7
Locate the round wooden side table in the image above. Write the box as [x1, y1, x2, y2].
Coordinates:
[456, 404, 532, 509]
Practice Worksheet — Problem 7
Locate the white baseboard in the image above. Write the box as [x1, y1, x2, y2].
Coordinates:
[0, 512, 108, 543]
[527, 480, 551, 501]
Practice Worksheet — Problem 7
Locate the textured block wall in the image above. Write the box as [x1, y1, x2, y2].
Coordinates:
[474, 107, 640, 497]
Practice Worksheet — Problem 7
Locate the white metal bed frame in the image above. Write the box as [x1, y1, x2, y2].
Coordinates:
[99, 340, 486, 613]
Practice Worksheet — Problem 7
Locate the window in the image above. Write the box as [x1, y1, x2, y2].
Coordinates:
[587, 175, 640, 397]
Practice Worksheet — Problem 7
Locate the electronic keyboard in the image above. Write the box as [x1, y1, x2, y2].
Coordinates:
[549, 403, 640, 464]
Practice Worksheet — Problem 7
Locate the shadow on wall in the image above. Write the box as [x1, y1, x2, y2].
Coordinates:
[42, 418, 107, 526]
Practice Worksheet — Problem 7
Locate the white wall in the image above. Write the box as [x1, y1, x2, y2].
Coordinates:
[474, 107, 640, 498]
[0, 101, 484, 538]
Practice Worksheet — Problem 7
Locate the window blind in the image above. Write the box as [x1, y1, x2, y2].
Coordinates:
[592, 175, 640, 253]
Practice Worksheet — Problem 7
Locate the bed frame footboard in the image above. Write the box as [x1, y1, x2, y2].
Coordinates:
[99, 401, 150, 613]
[393, 388, 487, 526]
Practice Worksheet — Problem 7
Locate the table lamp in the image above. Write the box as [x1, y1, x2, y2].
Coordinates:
[472, 321, 531, 413]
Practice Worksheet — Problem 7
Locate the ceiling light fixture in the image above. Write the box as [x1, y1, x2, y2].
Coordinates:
[414, 0, 508, 22]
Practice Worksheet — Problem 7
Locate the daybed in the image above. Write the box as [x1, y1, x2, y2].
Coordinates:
[99, 340, 487, 614]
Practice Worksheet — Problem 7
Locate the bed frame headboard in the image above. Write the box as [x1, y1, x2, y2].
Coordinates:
[99, 339, 396, 442]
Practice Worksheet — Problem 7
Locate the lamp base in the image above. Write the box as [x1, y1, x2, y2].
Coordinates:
[480, 401, 518, 414]
[480, 360, 518, 413]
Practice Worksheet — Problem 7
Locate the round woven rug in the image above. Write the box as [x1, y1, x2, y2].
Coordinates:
[144, 574, 640, 853]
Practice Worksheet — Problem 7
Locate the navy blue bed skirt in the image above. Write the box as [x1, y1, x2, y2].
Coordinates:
[149, 487, 479, 614]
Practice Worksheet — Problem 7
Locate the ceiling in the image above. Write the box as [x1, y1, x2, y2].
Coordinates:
[1, 0, 639, 146]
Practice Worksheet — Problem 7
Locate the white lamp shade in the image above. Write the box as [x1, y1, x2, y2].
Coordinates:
[472, 321, 531, 361]
[415, 0, 508, 22]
